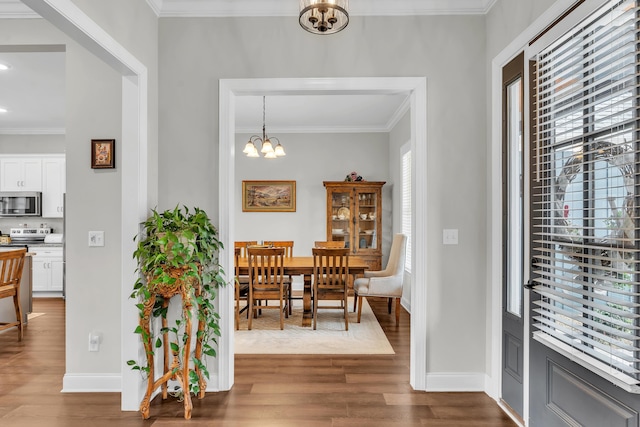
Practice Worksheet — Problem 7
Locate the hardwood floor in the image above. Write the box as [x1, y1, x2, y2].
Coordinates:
[0, 297, 516, 426]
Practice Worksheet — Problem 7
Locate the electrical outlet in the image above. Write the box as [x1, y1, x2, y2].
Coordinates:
[88, 333, 100, 352]
[88, 231, 105, 247]
[443, 229, 459, 245]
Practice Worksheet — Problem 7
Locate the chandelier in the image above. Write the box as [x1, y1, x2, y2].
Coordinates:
[299, 0, 349, 35]
[242, 96, 285, 159]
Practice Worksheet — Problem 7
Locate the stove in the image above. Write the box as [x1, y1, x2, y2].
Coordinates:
[9, 227, 53, 243]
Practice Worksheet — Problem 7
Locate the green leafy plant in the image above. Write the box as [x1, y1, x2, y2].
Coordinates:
[127, 205, 227, 397]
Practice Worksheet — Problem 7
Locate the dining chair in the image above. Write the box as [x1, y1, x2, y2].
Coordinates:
[314, 241, 346, 248]
[312, 247, 349, 331]
[353, 233, 407, 325]
[247, 246, 289, 330]
[0, 248, 27, 341]
[263, 241, 295, 314]
[234, 241, 256, 327]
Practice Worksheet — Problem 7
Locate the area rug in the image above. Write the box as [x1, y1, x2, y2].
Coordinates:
[234, 297, 394, 355]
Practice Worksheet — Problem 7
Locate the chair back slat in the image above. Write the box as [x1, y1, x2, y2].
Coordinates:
[263, 241, 293, 258]
[234, 241, 258, 259]
[0, 249, 26, 288]
[312, 247, 349, 290]
[314, 241, 345, 248]
[248, 247, 285, 291]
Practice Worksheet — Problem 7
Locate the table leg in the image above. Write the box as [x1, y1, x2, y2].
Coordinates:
[302, 273, 312, 327]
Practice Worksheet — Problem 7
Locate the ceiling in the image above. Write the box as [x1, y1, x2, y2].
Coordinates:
[0, 0, 495, 135]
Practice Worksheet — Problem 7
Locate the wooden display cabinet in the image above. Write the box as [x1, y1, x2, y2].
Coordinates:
[324, 181, 385, 271]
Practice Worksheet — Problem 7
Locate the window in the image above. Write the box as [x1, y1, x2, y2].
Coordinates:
[401, 143, 412, 273]
[531, 0, 640, 389]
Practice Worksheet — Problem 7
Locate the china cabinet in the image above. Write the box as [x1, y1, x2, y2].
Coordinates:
[323, 181, 385, 271]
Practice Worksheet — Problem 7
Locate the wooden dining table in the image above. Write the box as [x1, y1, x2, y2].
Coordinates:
[236, 255, 369, 327]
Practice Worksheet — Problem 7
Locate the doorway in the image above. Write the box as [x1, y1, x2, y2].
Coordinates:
[219, 77, 428, 390]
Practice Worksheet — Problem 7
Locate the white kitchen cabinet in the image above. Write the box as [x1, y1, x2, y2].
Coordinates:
[31, 247, 63, 292]
[0, 157, 42, 192]
[42, 156, 66, 218]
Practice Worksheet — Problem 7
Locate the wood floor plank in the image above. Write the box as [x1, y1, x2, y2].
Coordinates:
[0, 297, 517, 426]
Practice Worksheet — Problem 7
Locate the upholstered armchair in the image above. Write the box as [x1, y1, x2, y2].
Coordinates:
[353, 233, 407, 325]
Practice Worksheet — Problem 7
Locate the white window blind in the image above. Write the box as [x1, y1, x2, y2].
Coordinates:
[401, 145, 412, 273]
[531, 0, 640, 389]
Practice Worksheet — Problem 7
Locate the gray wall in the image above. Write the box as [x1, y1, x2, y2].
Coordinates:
[0, 0, 159, 379]
[160, 14, 488, 374]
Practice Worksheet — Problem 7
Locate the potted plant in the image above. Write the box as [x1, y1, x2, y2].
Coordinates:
[127, 205, 227, 418]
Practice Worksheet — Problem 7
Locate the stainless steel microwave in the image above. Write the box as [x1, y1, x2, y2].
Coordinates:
[0, 192, 41, 216]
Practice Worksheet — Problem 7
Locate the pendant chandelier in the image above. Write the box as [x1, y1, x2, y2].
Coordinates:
[299, 0, 349, 35]
[242, 96, 285, 159]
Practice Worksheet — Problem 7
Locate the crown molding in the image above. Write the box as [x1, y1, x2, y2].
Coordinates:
[0, 0, 39, 18]
[1, 0, 497, 19]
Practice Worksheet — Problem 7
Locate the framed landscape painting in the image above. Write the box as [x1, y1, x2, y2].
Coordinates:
[242, 180, 296, 212]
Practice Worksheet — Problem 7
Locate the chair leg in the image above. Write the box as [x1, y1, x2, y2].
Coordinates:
[353, 294, 358, 312]
[344, 293, 349, 331]
[388, 297, 392, 314]
[247, 296, 253, 330]
[357, 295, 363, 323]
[395, 298, 401, 325]
[13, 292, 23, 341]
[313, 285, 318, 330]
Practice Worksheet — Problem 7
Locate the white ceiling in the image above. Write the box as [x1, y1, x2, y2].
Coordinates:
[0, 0, 494, 135]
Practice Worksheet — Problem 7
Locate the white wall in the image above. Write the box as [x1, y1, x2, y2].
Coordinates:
[235, 132, 390, 256]
[160, 14, 488, 376]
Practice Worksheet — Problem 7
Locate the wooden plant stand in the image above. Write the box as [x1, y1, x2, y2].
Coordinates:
[138, 273, 206, 420]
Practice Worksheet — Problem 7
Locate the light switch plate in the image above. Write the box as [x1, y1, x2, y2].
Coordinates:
[88, 231, 105, 247]
[443, 229, 459, 245]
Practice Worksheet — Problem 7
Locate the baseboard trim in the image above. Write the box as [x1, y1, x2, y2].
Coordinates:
[62, 373, 121, 392]
[425, 372, 487, 391]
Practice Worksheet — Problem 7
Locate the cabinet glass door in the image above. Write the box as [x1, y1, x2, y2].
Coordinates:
[356, 191, 378, 251]
[330, 190, 351, 248]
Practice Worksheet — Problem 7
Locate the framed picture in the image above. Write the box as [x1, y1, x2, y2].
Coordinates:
[91, 139, 115, 169]
[242, 180, 296, 212]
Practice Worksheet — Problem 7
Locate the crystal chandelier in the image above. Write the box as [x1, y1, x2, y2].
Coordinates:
[299, 0, 349, 35]
[242, 96, 285, 159]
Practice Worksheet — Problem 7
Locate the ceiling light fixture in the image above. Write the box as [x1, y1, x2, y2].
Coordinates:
[0, 63, 9, 71]
[0, 107, 7, 113]
[242, 96, 285, 159]
[299, 0, 349, 35]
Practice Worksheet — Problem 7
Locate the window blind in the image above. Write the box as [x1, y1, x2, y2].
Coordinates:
[531, 0, 640, 388]
[402, 147, 412, 273]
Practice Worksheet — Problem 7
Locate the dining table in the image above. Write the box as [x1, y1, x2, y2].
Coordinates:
[236, 255, 370, 327]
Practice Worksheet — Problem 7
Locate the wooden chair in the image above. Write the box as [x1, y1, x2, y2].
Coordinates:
[353, 233, 407, 325]
[234, 241, 256, 328]
[263, 241, 295, 314]
[0, 248, 27, 341]
[312, 247, 349, 331]
[247, 246, 290, 330]
[314, 241, 346, 248]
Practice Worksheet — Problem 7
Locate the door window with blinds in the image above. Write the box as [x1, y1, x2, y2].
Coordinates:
[531, 0, 640, 390]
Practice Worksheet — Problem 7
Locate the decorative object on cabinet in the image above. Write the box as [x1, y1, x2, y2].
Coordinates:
[128, 206, 228, 420]
[242, 180, 296, 212]
[324, 181, 385, 272]
[299, 0, 349, 35]
[90, 139, 115, 169]
[242, 96, 285, 159]
[345, 171, 364, 182]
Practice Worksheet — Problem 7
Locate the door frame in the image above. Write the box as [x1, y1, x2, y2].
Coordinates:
[489, 0, 579, 421]
[218, 77, 428, 390]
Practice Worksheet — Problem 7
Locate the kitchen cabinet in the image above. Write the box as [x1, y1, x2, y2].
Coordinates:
[0, 157, 42, 192]
[42, 156, 66, 218]
[31, 247, 63, 292]
[324, 181, 385, 271]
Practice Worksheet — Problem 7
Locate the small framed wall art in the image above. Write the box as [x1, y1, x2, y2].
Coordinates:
[91, 139, 115, 169]
[242, 180, 296, 212]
